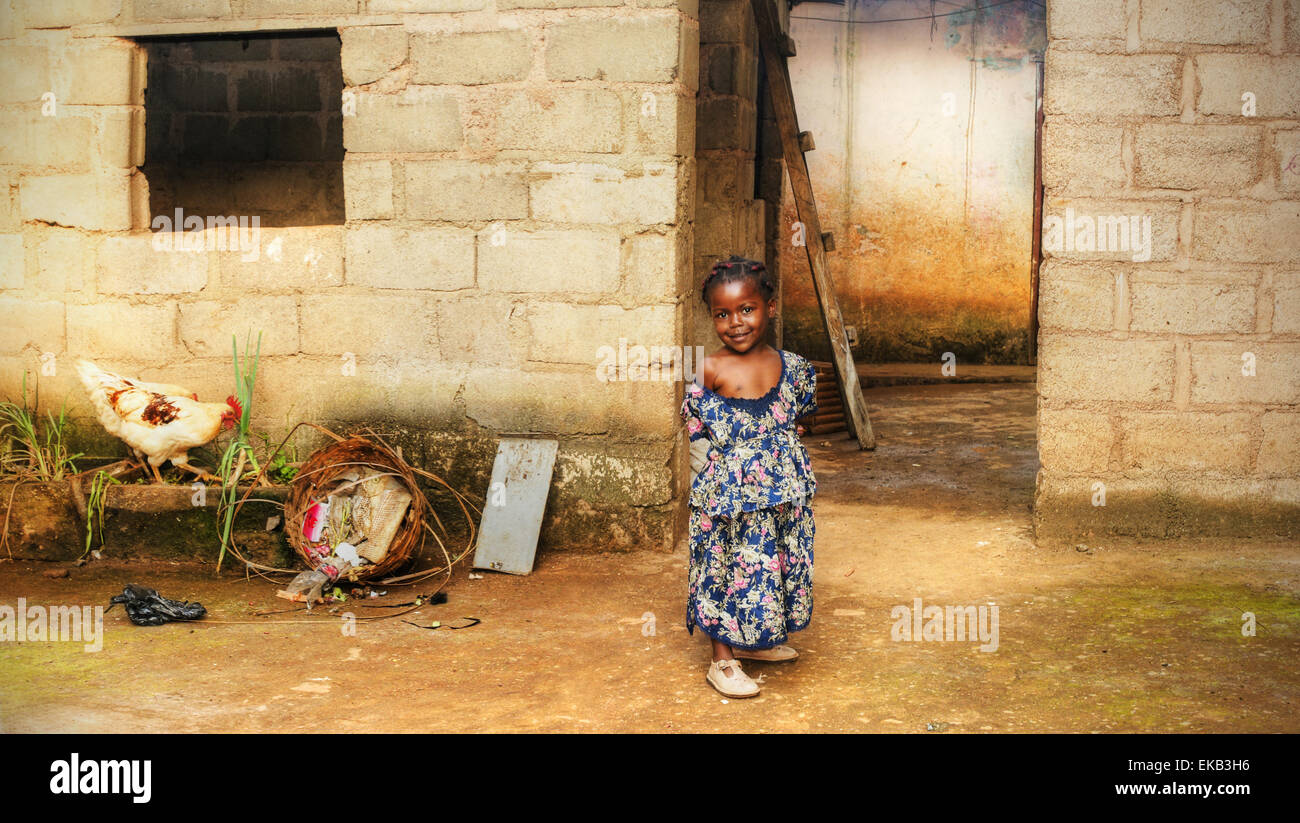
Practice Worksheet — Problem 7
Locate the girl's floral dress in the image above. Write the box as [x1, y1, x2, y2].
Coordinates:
[680, 349, 818, 650]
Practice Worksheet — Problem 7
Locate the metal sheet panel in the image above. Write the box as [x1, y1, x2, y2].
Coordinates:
[471, 437, 559, 575]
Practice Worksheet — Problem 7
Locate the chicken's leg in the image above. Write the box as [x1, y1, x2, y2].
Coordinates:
[147, 461, 166, 484]
[172, 459, 220, 484]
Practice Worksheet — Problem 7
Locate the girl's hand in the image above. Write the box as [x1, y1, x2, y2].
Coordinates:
[796, 424, 806, 436]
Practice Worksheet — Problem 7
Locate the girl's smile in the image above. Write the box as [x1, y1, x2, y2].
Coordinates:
[709, 279, 775, 355]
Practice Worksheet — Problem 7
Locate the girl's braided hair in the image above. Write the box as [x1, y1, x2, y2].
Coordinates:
[701, 255, 776, 306]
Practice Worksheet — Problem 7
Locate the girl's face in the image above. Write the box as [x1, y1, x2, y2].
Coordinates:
[708, 278, 776, 354]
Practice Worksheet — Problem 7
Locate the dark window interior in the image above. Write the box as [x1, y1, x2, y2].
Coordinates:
[137, 31, 345, 228]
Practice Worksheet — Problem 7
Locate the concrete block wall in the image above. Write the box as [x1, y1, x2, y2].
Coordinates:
[691, 0, 766, 348]
[1036, 0, 1300, 539]
[0, 0, 701, 553]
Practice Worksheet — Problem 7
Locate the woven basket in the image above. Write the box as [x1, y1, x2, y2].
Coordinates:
[284, 435, 427, 581]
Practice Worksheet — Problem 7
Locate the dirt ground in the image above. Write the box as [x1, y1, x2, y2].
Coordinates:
[1, 381, 1297, 733]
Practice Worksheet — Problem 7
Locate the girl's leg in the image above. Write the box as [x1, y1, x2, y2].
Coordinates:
[711, 637, 734, 662]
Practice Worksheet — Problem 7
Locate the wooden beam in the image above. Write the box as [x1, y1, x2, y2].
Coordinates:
[751, 0, 875, 449]
[798, 130, 815, 152]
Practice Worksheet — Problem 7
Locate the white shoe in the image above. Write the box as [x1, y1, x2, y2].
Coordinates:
[706, 658, 760, 698]
[734, 644, 798, 662]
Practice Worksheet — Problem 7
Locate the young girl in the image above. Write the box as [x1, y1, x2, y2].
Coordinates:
[680, 254, 818, 698]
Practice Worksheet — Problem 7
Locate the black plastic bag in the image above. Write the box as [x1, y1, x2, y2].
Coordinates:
[109, 584, 207, 626]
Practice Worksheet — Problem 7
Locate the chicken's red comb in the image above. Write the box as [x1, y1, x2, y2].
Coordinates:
[226, 395, 244, 419]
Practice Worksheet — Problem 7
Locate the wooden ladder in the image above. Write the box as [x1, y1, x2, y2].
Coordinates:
[803, 361, 848, 435]
[751, 0, 875, 449]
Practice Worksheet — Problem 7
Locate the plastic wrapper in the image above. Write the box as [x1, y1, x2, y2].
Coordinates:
[108, 584, 207, 626]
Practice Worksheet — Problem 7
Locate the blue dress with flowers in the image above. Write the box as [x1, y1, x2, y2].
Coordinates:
[679, 349, 818, 650]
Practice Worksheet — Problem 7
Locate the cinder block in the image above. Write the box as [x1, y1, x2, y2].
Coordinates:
[342, 87, 462, 153]
[1275, 129, 1300, 193]
[1189, 341, 1300, 404]
[300, 293, 439, 359]
[552, 443, 675, 507]
[485, 88, 623, 153]
[696, 97, 746, 151]
[546, 16, 684, 83]
[706, 44, 740, 94]
[340, 26, 407, 86]
[0, 298, 64, 355]
[0, 45, 51, 104]
[531, 161, 678, 225]
[218, 226, 344, 289]
[404, 161, 529, 221]
[622, 231, 678, 301]
[0, 175, 14, 234]
[477, 228, 620, 293]
[58, 41, 136, 106]
[700, 0, 753, 45]
[433, 295, 516, 364]
[229, 164, 336, 213]
[1135, 124, 1261, 191]
[97, 235, 209, 294]
[1049, 0, 1124, 39]
[96, 109, 142, 169]
[20, 173, 131, 231]
[164, 66, 229, 113]
[527, 303, 675, 365]
[1038, 262, 1115, 331]
[237, 66, 320, 112]
[1259, 412, 1300, 475]
[179, 297, 299, 357]
[626, 90, 694, 157]
[0, 112, 94, 169]
[1041, 123, 1126, 194]
[1140, 0, 1268, 45]
[1274, 276, 1300, 333]
[1120, 411, 1254, 474]
[343, 158, 393, 220]
[36, 229, 92, 292]
[1289, 0, 1300, 53]
[1038, 336, 1176, 403]
[1037, 407, 1113, 473]
[1129, 272, 1256, 334]
[462, 366, 677, 438]
[0, 234, 23, 290]
[1197, 55, 1300, 118]
[345, 225, 475, 291]
[132, 0, 231, 21]
[411, 30, 532, 85]
[24, 0, 123, 28]
[67, 302, 174, 358]
[1041, 200, 1180, 263]
[1193, 201, 1300, 264]
[1045, 53, 1180, 117]
[268, 115, 325, 161]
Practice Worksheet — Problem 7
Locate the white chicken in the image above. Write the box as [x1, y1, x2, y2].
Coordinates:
[76, 359, 241, 483]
